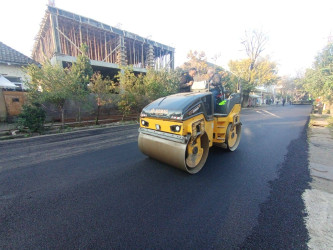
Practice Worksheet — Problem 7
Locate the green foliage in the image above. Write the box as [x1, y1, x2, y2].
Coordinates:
[17, 104, 46, 133]
[144, 68, 179, 100]
[226, 73, 241, 93]
[327, 116, 333, 128]
[115, 67, 180, 117]
[116, 67, 146, 116]
[89, 72, 117, 124]
[70, 44, 94, 122]
[71, 43, 94, 90]
[25, 62, 74, 108]
[24, 61, 76, 126]
[228, 57, 278, 93]
[302, 43, 333, 103]
[89, 72, 115, 105]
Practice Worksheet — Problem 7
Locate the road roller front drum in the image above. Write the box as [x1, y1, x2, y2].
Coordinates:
[138, 131, 209, 174]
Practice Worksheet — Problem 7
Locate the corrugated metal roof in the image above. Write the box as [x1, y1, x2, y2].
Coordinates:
[0, 42, 37, 66]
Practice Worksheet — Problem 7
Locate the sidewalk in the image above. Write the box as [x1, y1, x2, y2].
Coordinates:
[0, 122, 16, 132]
[303, 114, 333, 249]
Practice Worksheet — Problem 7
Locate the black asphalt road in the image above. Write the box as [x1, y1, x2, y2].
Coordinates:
[0, 105, 311, 249]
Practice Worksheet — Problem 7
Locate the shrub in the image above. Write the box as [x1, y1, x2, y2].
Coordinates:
[17, 104, 46, 133]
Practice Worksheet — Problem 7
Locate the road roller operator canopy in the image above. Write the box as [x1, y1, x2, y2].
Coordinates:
[138, 89, 242, 174]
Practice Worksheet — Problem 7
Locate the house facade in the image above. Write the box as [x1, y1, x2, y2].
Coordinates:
[0, 42, 37, 90]
[0, 42, 37, 121]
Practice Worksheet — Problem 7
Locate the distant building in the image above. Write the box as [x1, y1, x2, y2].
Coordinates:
[32, 6, 175, 75]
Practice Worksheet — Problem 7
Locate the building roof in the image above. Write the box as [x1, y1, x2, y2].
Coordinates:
[45, 6, 174, 52]
[0, 42, 37, 66]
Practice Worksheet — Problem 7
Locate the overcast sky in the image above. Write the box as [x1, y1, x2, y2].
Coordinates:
[1, 0, 333, 76]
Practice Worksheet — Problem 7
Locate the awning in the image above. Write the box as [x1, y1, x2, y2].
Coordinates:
[255, 86, 271, 93]
[255, 86, 266, 91]
[0, 75, 17, 88]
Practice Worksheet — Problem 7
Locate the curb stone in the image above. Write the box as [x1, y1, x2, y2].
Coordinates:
[303, 114, 333, 249]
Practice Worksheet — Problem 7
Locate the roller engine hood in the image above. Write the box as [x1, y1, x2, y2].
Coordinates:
[140, 92, 212, 120]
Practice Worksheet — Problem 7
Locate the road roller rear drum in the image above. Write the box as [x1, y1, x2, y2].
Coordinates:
[226, 123, 242, 151]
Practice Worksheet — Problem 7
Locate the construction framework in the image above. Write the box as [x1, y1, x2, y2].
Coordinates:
[32, 6, 175, 73]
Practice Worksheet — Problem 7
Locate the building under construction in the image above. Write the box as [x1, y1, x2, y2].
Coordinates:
[32, 6, 175, 75]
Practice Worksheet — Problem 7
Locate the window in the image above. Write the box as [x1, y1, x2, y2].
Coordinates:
[202, 95, 213, 116]
[6, 76, 21, 82]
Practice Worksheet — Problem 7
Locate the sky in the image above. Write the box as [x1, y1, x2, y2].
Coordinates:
[1, 0, 333, 76]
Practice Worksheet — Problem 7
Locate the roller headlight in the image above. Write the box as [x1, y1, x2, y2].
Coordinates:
[141, 120, 149, 127]
[170, 125, 181, 132]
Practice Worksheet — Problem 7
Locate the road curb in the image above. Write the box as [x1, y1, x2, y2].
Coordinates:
[303, 114, 333, 249]
[0, 123, 139, 144]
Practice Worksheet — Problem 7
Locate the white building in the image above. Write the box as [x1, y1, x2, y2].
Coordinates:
[0, 42, 37, 121]
[0, 41, 37, 90]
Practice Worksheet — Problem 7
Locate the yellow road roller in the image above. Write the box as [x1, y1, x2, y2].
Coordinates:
[138, 85, 242, 174]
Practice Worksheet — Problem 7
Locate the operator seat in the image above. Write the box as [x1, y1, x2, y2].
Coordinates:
[215, 93, 241, 116]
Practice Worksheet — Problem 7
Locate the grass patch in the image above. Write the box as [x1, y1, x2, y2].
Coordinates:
[327, 116, 333, 127]
[322, 115, 333, 137]
[327, 117, 333, 138]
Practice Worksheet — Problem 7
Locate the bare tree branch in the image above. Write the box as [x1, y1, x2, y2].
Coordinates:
[241, 30, 268, 69]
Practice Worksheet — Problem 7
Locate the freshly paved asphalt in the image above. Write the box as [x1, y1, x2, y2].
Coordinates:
[0, 105, 311, 249]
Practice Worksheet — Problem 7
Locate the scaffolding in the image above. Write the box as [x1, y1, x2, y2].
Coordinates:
[32, 6, 175, 71]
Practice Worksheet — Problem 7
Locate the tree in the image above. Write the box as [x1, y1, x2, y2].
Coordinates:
[116, 67, 146, 119]
[115, 67, 180, 119]
[225, 72, 239, 94]
[181, 50, 208, 78]
[302, 42, 333, 106]
[276, 76, 296, 100]
[237, 30, 271, 106]
[71, 43, 94, 122]
[89, 72, 116, 125]
[143, 68, 179, 101]
[25, 61, 75, 127]
[241, 30, 268, 71]
[71, 44, 93, 88]
[228, 57, 278, 92]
